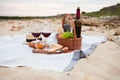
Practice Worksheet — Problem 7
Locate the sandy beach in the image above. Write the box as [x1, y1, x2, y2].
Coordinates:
[0, 19, 120, 80]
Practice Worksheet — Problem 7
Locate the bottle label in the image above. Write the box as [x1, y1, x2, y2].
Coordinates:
[74, 20, 81, 38]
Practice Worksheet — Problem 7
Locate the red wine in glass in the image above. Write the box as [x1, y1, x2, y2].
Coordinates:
[32, 32, 41, 38]
[42, 32, 51, 51]
[31, 32, 41, 43]
[42, 32, 51, 38]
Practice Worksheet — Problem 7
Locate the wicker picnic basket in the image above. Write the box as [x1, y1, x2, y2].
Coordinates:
[56, 14, 82, 50]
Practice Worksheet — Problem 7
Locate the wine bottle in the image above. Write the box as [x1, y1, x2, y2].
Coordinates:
[63, 19, 71, 32]
[74, 7, 82, 38]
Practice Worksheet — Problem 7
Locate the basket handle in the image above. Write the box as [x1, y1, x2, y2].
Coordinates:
[62, 14, 77, 39]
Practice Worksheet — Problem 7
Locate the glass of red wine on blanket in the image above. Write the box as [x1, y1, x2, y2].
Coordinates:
[42, 30, 51, 50]
[31, 32, 41, 43]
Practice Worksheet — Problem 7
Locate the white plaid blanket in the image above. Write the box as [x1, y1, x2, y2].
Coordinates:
[0, 33, 106, 72]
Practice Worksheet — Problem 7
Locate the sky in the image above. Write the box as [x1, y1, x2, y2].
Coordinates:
[0, 0, 120, 16]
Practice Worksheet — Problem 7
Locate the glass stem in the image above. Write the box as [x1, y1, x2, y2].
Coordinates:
[36, 38, 37, 41]
[45, 38, 48, 50]
[35, 38, 37, 44]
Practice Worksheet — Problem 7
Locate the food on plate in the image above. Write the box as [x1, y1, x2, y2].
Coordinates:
[29, 42, 70, 53]
[50, 43, 63, 49]
[35, 43, 44, 49]
[28, 42, 45, 49]
[62, 47, 69, 51]
[26, 33, 35, 42]
[28, 42, 35, 48]
[48, 43, 63, 52]
[48, 47, 59, 52]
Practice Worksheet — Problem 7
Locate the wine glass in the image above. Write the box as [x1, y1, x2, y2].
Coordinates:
[31, 32, 41, 43]
[42, 30, 51, 50]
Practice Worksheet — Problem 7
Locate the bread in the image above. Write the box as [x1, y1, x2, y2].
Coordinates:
[28, 42, 35, 48]
[28, 42, 45, 49]
[48, 47, 59, 52]
[50, 43, 63, 49]
[62, 47, 69, 51]
[48, 43, 63, 52]
[26, 33, 35, 39]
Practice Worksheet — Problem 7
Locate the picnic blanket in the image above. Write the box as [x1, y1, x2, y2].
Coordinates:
[0, 33, 106, 72]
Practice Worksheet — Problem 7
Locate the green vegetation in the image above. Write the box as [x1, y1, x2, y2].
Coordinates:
[0, 16, 57, 20]
[0, 3, 120, 19]
[84, 3, 120, 17]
